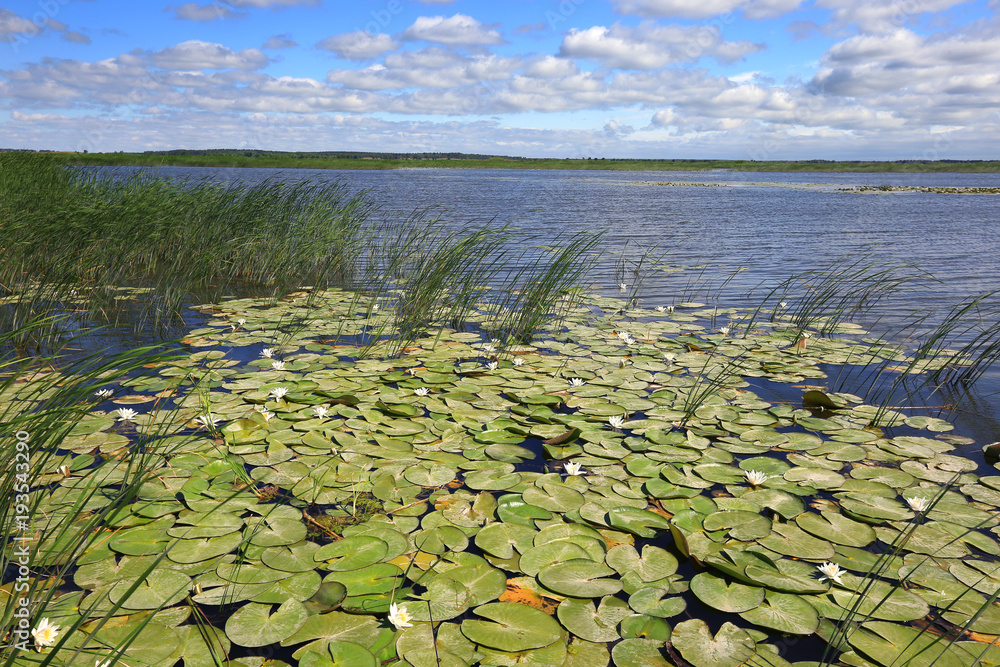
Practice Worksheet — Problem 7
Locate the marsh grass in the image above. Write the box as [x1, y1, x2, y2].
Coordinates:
[0, 153, 371, 346]
[819, 476, 1000, 667]
[0, 318, 187, 665]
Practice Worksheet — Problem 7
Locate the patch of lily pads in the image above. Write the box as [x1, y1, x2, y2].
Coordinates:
[10, 288, 1000, 667]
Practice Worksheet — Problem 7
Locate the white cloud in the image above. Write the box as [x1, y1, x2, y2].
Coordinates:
[814, 0, 973, 34]
[811, 26, 1000, 100]
[0, 9, 43, 42]
[401, 14, 505, 46]
[559, 23, 764, 69]
[524, 56, 580, 78]
[225, 0, 319, 6]
[612, 0, 749, 19]
[63, 31, 91, 44]
[150, 40, 270, 70]
[168, 3, 247, 21]
[326, 50, 520, 92]
[263, 34, 297, 49]
[317, 31, 399, 59]
[743, 0, 804, 19]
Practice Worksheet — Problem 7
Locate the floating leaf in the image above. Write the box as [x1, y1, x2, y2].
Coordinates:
[226, 600, 309, 647]
[460, 602, 563, 652]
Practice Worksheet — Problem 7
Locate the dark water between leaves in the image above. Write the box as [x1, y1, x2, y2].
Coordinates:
[117, 165, 1000, 452]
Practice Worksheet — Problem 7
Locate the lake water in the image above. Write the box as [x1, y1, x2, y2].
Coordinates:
[122, 166, 1000, 448]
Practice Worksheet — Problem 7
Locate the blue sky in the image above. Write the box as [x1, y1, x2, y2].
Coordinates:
[1, 0, 998, 159]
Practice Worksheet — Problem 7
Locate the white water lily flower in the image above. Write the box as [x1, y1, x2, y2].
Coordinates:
[907, 496, 931, 513]
[512, 357, 525, 367]
[608, 415, 625, 430]
[94, 388, 113, 399]
[663, 353, 676, 363]
[482, 344, 497, 353]
[655, 306, 666, 312]
[388, 602, 413, 629]
[271, 361, 286, 371]
[195, 414, 220, 429]
[414, 387, 430, 396]
[260, 410, 273, 422]
[817, 562, 845, 585]
[32, 617, 60, 650]
[616, 331, 631, 341]
[568, 378, 585, 387]
[564, 462, 584, 476]
[312, 405, 329, 418]
[260, 347, 274, 358]
[58, 465, 71, 477]
[269, 387, 289, 400]
[719, 326, 731, 335]
[237, 318, 246, 327]
[116, 408, 138, 423]
[619, 282, 627, 291]
[667, 305, 674, 313]
[779, 301, 788, 309]
[744, 470, 769, 486]
[487, 361, 498, 371]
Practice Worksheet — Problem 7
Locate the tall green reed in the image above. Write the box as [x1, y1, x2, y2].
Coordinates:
[0, 153, 372, 345]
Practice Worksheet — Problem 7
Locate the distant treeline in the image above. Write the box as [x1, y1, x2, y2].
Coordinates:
[28, 149, 1000, 173]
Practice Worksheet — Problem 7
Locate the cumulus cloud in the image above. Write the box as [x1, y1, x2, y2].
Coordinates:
[401, 14, 505, 46]
[743, 0, 805, 19]
[559, 23, 764, 69]
[524, 56, 580, 78]
[168, 3, 247, 21]
[150, 40, 270, 70]
[604, 119, 636, 137]
[225, 0, 319, 6]
[62, 30, 91, 44]
[317, 31, 399, 59]
[612, 0, 750, 19]
[326, 49, 520, 92]
[814, 0, 972, 34]
[0, 9, 43, 42]
[811, 26, 1000, 100]
[263, 34, 297, 49]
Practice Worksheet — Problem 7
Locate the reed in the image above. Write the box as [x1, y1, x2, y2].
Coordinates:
[0, 317, 187, 665]
[0, 153, 372, 344]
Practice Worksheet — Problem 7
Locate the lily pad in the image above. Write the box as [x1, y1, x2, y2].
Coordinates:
[461, 602, 563, 652]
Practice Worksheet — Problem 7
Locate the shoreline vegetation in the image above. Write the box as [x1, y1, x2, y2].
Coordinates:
[6, 152, 1000, 667]
[24, 149, 1000, 173]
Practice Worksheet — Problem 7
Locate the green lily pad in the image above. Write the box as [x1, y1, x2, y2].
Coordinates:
[109, 569, 192, 610]
[557, 596, 631, 643]
[475, 522, 537, 559]
[690, 571, 765, 613]
[671, 619, 756, 667]
[738, 590, 819, 635]
[314, 536, 389, 571]
[461, 602, 563, 652]
[611, 638, 673, 666]
[226, 600, 309, 647]
[539, 559, 623, 598]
